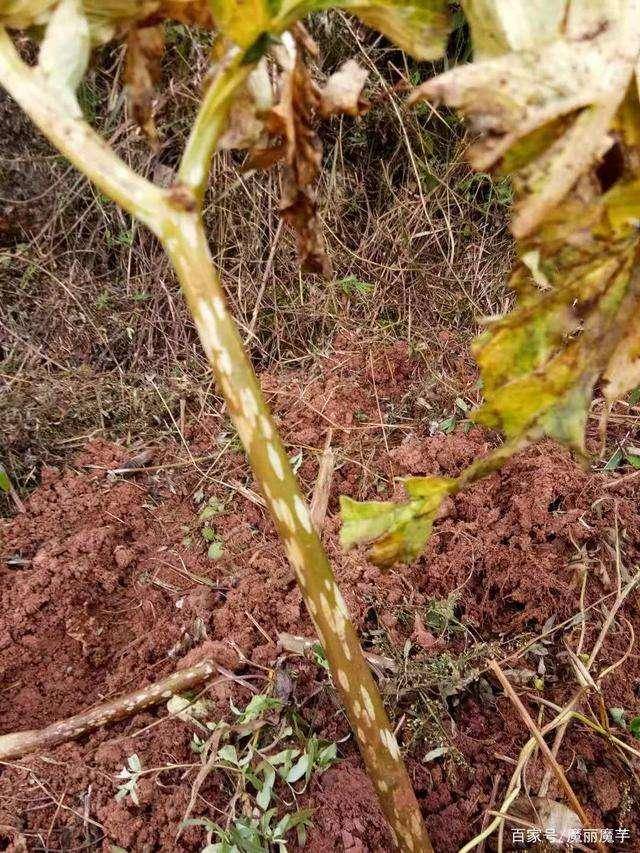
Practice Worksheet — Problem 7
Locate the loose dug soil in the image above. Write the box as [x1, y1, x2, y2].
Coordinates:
[2, 339, 640, 852]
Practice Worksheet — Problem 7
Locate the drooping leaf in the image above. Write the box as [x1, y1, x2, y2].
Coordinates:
[337, 0, 450, 60]
[409, 2, 640, 454]
[340, 476, 455, 567]
[411, 0, 640, 237]
[124, 25, 165, 143]
[470, 100, 640, 451]
[246, 31, 331, 276]
[206, 0, 451, 60]
[460, 0, 569, 59]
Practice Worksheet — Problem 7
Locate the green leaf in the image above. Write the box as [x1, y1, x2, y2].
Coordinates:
[604, 448, 624, 472]
[609, 707, 626, 728]
[286, 752, 309, 783]
[316, 742, 337, 766]
[626, 452, 640, 469]
[127, 753, 141, 773]
[340, 476, 455, 567]
[629, 716, 640, 737]
[207, 540, 224, 560]
[256, 766, 275, 810]
[217, 744, 239, 764]
[200, 499, 224, 519]
[0, 465, 11, 493]
[237, 694, 282, 722]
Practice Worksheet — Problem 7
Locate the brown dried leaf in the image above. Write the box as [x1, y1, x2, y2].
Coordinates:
[246, 33, 330, 276]
[319, 59, 368, 118]
[124, 24, 165, 143]
[157, 0, 214, 27]
[280, 182, 331, 278]
[218, 58, 273, 151]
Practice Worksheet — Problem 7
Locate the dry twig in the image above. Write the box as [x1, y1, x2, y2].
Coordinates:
[0, 660, 216, 762]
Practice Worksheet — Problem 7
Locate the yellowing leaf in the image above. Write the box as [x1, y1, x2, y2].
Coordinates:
[0, 0, 57, 29]
[207, 0, 274, 49]
[405, 1, 640, 456]
[472, 97, 640, 451]
[410, 0, 640, 237]
[338, 0, 450, 60]
[340, 476, 455, 567]
[460, 0, 569, 59]
[202, 0, 451, 61]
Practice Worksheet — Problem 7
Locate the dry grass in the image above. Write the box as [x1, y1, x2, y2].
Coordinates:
[0, 15, 513, 500]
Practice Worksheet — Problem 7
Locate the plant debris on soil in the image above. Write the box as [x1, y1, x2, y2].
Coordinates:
[2, 341, 640, 852]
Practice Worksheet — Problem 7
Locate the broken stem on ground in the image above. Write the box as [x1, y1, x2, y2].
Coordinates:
[0, 25, 431, 852]
[0, 660, 217, 762]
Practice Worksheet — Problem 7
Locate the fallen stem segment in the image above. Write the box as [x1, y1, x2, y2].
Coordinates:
[0, 26, 432, 851]
[0, 660, 217, 762]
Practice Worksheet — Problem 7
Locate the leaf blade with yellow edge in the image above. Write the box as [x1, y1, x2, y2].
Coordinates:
[340, 476, 455, 567]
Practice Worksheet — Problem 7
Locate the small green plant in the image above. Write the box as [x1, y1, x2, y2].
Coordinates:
[198, 495, 226, 558]
[185, 809, 312, 853]
[176, 692, 337, 851]
[337, 274, 374, 299]
[115, 753, 143, 805]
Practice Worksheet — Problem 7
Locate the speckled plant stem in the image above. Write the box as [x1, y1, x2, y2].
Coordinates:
[0, 660, 217, 762]
[0, 27, 432, 852]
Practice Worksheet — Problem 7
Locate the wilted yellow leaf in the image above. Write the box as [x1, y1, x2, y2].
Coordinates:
[411, 0, 640, 238]
[340, 476, 455, 567]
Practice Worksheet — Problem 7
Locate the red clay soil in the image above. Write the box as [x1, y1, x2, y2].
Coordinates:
[2, 340, 640, 851]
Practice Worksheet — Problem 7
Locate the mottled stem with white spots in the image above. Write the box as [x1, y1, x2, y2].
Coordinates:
[163, 216, 432, 852]
[0, 27, 433, 852]
[0, 660, 217, 762]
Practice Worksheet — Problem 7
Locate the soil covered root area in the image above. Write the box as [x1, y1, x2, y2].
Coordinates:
[2, 360, 640, 850]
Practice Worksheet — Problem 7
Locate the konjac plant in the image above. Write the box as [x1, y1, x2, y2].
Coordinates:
[1, 1, 640, 850]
